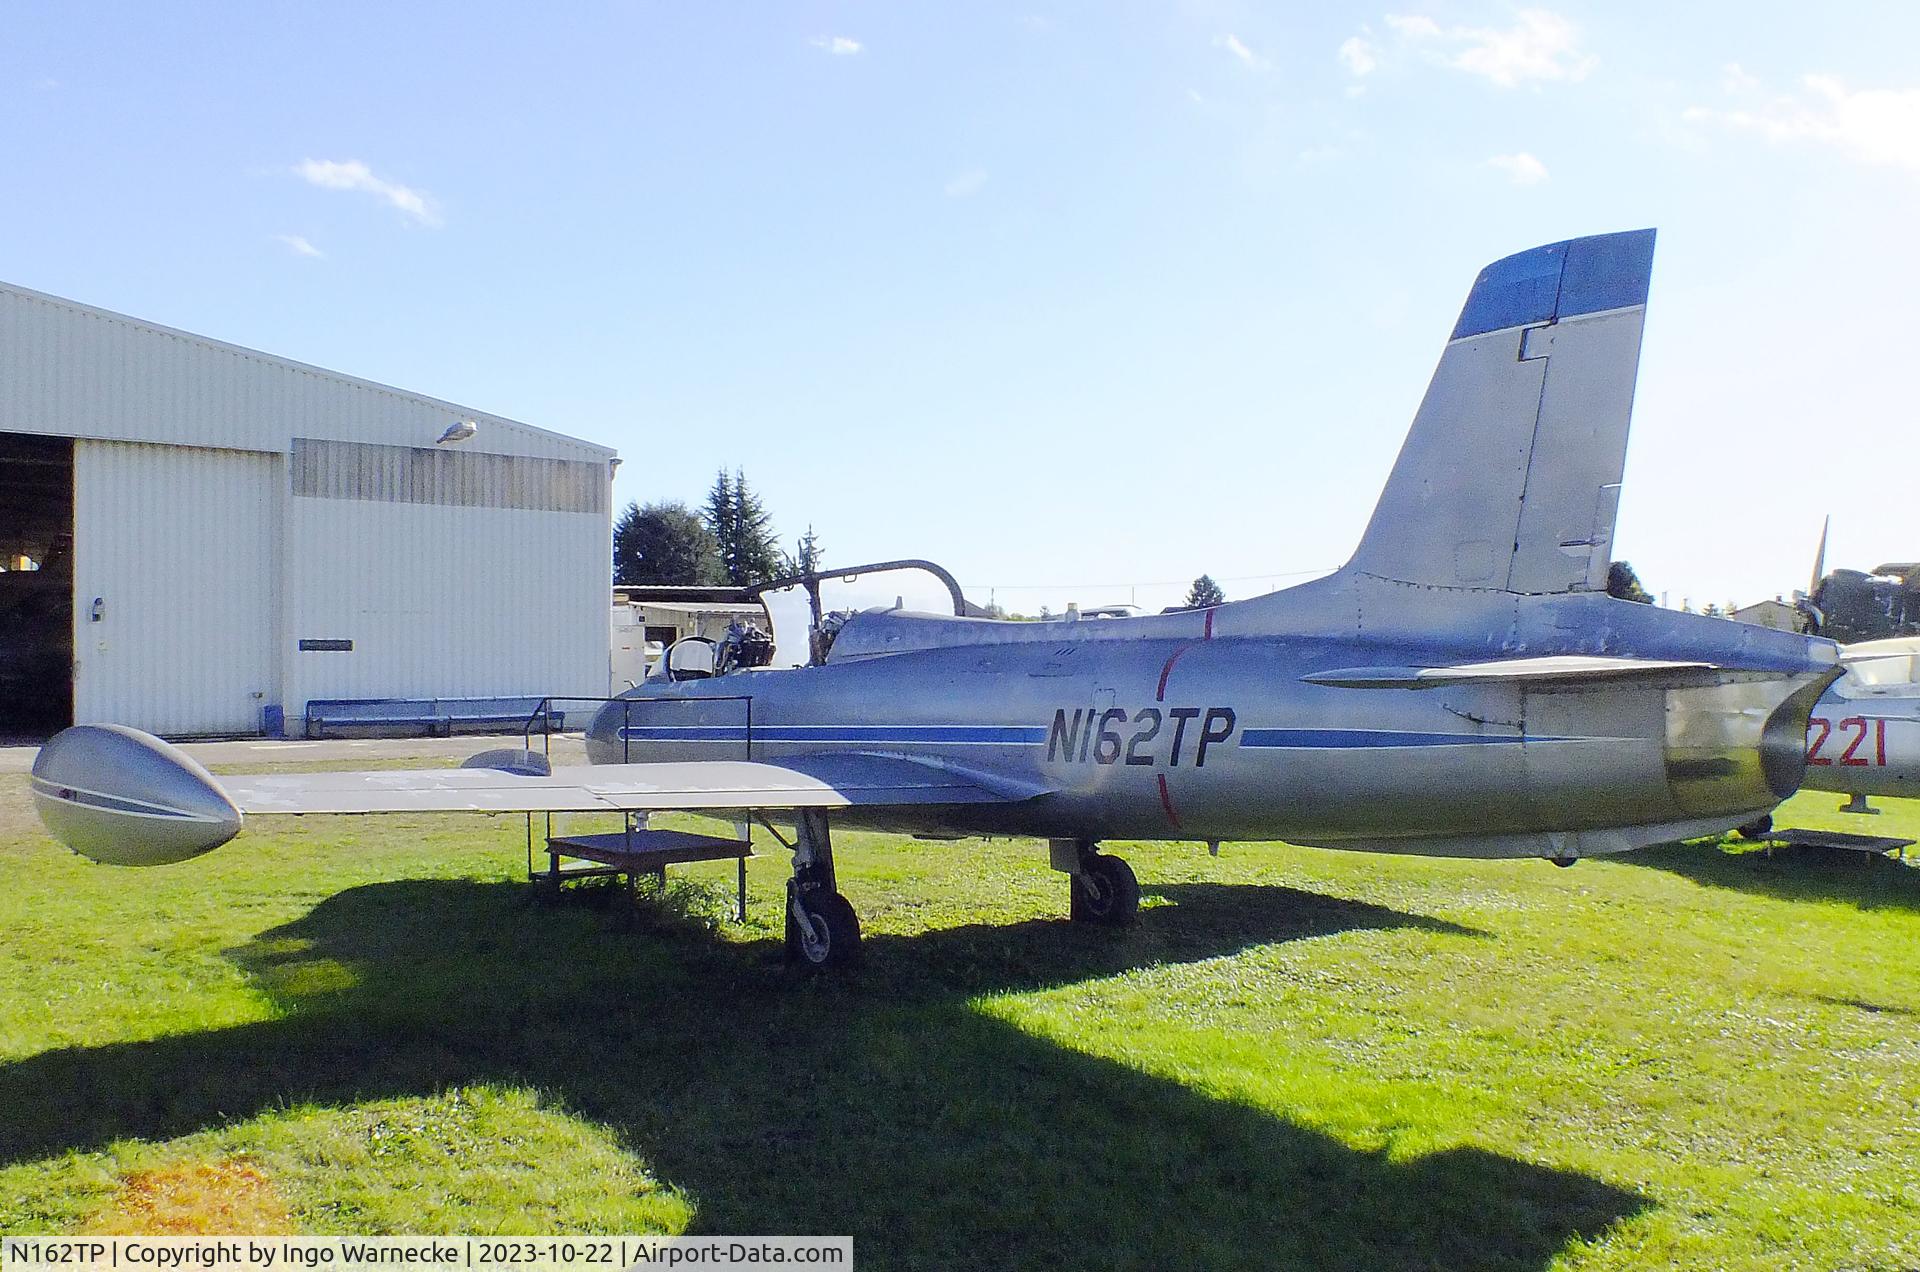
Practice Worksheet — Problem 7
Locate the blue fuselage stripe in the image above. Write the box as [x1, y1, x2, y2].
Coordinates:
[618, 725, 1048, 745]
[618, 724, 1570, 750]
[1239, 729, 1536, 749]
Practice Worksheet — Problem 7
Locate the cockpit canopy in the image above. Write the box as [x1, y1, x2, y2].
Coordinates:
[662, 638, 715, 680]
[647, 558, 975, 683]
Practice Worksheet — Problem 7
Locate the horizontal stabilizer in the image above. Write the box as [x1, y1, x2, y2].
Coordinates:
[1303, 655, 1723, 689]
[1833, 637, 1920, 695]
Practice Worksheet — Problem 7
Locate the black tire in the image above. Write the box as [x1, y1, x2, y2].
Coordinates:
[1070, 854, 1140, 925]
[1735, 814, 1774, 841]
[786, 890, 862, 969]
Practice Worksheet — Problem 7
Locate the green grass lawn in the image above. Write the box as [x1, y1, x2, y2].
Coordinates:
[2, 767, 1917, 1270]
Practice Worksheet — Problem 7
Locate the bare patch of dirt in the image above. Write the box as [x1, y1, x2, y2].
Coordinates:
[85, 1158, 294, 1235]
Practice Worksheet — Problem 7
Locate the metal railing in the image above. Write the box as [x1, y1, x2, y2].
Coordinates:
[517, 694, 756, 763]
[517, 693, 757, 878]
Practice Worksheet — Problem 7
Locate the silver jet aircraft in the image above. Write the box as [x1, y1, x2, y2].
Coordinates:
[31, 228, 1843, 969]
[1799, 637, 1920, 806]
[1787, 529, 1920, 809]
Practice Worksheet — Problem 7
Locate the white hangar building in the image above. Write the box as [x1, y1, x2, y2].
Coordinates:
[0, 280, 616, 738]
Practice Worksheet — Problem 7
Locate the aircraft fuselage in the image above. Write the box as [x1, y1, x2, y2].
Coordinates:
[590, 581, 1836, 860]
[1802, 641, 1920, 801]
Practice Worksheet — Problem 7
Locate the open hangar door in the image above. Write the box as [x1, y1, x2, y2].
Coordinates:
[0, 432, 74, 735]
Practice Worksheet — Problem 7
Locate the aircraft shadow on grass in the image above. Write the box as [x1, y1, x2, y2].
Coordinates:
[0, 880, 1642, 1270]
[1622, 839, 1920, 914]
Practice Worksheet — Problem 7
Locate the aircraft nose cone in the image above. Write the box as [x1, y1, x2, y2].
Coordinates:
[30, 725, 243, 866]
[584, 698, 633, 765]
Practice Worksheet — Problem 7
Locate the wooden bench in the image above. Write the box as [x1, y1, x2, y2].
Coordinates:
[534, 827, 754, 921]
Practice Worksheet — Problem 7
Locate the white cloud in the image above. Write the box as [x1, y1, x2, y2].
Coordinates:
[1485, 151, 1549, 184]
[1721, 62, 1760, 94]
[943, 168, 989, 198]
[293, 159, 441, 227]
[1215, 33, 1271, 72]
[1338, 35, 1378, 77]
[1686, 73, 1920, 174]
[1383, 13, 1439, 40]
[276, 234, 325, 259]
[1385, 9, 1593, 88]
[810, 35, 862, 55]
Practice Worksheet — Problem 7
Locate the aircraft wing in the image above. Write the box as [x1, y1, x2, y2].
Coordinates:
[221, 754, 1040, 815]
[30, 725, 1046, 867]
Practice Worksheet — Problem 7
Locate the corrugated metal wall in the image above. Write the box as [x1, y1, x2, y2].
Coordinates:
[285, 496, 609, 712]
[0, 282, 611, 463]
[73, 441, 280, 734]
[291, 438, 607, 514]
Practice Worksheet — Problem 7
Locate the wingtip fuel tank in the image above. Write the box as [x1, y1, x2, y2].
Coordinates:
[30, 724, 243, 866]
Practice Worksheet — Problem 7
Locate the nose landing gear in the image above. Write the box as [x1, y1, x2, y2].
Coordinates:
[787, 885, 861, 968]
[784, 809, 862, 970]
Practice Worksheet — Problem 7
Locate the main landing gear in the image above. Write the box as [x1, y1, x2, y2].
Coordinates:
[779, 821, 1142, 970]
[1051, 838, 1140, 926]
[785, 809, 862, 970]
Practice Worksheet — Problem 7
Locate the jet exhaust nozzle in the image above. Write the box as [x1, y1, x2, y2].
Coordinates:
[29, 725, 243, 865]
[1660, 668, 1845, 819]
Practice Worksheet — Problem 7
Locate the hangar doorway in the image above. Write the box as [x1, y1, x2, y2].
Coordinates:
[0, 432, 74, 735]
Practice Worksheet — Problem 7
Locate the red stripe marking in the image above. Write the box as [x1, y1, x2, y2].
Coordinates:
[1155, 607, 1217, 702]
[1154, 650, 1184, 701]
[1156, 773, 1182, 829]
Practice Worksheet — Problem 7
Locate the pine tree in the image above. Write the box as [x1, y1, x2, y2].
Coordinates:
[702, 470, 738, 583]
[730, 470, 783, 585]
[1183, 574, 1226, 609]
[703, 469, 782, 586]
[783, 524, 823, 577]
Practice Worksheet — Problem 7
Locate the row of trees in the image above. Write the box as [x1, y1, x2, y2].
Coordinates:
[614, 470, 819, 587]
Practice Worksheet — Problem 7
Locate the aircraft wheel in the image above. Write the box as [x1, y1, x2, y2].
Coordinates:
[786, 890, 862, 969]
[1735, 814, 1773, 841]
[1070, 854, 1139, 926]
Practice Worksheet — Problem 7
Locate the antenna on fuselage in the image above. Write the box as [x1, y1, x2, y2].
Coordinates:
[1810, 514, 1830, 598]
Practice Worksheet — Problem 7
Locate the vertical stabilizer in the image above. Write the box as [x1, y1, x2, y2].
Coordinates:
[1346, 229, 1656, 594]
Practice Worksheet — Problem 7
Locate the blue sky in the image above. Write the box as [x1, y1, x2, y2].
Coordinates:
[3, 2, 1915, 615]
